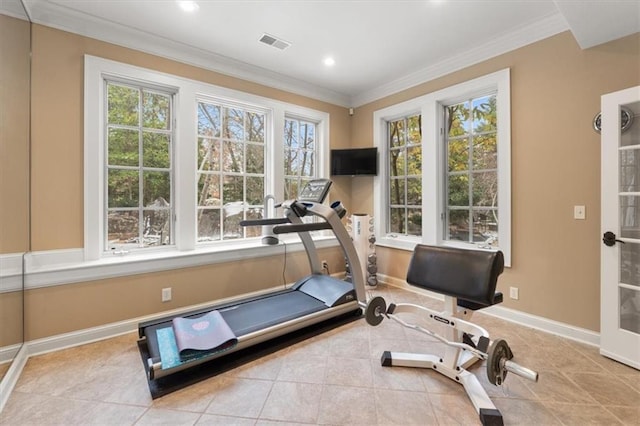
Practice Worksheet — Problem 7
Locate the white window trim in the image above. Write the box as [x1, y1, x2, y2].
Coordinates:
[85, 55, 330, 264]
[374, 69, 511, 266]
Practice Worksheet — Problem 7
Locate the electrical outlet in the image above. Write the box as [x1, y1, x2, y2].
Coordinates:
[162, 287, 172, 302]
[509, 286, 519, 300]
[321, 260, 329, 274]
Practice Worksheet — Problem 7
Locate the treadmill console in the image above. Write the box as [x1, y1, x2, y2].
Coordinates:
[298, 179, 332, 203]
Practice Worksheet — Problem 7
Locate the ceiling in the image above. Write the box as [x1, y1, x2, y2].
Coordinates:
[13, 0, 640, 106]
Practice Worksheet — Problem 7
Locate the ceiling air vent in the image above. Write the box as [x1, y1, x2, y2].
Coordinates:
[259, 33, 291, 51]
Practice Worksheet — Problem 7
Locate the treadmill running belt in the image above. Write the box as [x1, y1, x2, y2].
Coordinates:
[219, 291, 327, 336]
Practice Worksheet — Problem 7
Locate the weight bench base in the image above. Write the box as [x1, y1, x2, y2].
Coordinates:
[381, 351, 504, 426]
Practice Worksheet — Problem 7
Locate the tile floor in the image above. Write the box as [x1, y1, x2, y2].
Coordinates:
[2, 284, 639, 425]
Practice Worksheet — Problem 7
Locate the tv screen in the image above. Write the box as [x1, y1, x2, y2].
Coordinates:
[331, 148, 378, 176]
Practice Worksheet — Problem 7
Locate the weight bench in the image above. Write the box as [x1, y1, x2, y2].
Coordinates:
[365, 244, 538, 426]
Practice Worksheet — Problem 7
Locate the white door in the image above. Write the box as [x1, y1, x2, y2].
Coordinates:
[600, 86, 640, 369]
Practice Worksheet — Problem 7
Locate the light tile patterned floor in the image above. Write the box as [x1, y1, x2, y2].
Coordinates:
[2, 284, 639, 425]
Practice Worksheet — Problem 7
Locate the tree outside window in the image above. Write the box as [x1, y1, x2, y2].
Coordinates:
[445, 94, 498, 246]
[387, 114, 422, 236]
[284, 117, 316, 200]
[197, 101, 266, 241]
[106, 82, 173, 249]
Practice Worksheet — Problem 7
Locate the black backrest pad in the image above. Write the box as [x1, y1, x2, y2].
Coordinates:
[406, 245, 504, 307]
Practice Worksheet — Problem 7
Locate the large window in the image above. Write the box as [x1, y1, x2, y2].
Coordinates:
[105, 81, 174, 251]
[373, 69, 511, 265]
[445, 94, 498, 246]
[196, 100, 266, 241]
[85, 56, 329, 261]
[387, 114, 422, 236]
[284, 117, 318, 200]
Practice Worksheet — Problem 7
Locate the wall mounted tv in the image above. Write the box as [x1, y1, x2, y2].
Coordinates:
[330, 147, 378, 176]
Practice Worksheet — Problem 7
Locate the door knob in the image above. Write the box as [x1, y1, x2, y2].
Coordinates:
[603, 231, 625, 247]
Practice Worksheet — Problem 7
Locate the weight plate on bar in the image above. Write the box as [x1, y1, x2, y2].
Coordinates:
[486, 338, 513, 386]
[365, 296, 386, 326]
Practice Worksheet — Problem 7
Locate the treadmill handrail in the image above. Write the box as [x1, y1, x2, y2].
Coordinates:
[297, 202, 367, 305]
[272, 222, 333, 234]
[240, 217, 290, 227]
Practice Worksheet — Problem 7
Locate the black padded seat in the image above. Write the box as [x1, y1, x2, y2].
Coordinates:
[406, 245, 504, 310]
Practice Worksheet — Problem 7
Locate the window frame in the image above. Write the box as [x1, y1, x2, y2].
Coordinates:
[283, 115, 321, 200]
[195, 96, 271, 243]
[85, 55, 330, 261]
[386, 114, 423, 237]
[373, 69, 511, 266]
[104, 79, 176, 252]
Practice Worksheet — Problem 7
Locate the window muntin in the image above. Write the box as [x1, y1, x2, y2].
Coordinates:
[105, 81, 174, 250]
[284, 117, 317, 200]
[444, 94, 498, 247]
[387, 114, 422, 236]
[197, 100, 266, 242]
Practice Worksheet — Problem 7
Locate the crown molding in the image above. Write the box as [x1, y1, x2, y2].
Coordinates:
[0, 0, 30, 20]
[24, 2, 570, 109]
[351, 13, 569, 107]
[24, 0, 351, 107]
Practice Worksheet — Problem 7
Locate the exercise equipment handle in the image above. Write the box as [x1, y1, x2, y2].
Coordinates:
[240, 217, 290, 227]
[272, 222, 333, 234]
[504, 359, 538, 382]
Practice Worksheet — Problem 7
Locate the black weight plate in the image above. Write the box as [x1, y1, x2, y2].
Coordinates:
[365, 296, 386, 326]
[487, 338, 512, 386]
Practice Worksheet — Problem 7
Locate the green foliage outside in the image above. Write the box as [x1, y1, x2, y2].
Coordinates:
[106, 82, 172, 247]
[387, 95, 498, 245]
[446, 95, 498, 245]
[388, 114, 422, 235]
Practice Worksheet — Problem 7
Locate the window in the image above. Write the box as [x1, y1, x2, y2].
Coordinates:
[196, 100, 267, 241]
[284, 117, 318, 200]
[85, 56, 330, 261]
[105, 81, 174, 251]
[387, 114, 422, 236]
[444, 94, 498, 246]
[373, 69, 511, 265]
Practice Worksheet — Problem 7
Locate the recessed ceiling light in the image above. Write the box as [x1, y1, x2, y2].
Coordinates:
[323, 57, 336, 67]
[177, 1, 199, 12]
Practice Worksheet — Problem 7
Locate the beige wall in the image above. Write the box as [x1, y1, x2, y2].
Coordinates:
[351, 31, 640, 332]
[0, 14, 29, 349]
[14, 24, 640, 342]
[17, 24, 352, 342]
[0, 14, 30, 254]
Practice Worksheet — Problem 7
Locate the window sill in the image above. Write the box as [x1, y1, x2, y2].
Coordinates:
[7, 236, 339, 291]
[375, 235, 422, 252]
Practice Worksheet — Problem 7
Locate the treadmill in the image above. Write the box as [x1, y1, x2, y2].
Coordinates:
[138, 179, 367, 380]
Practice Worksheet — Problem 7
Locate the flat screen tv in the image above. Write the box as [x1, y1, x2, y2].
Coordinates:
[331, 148, 378, 176]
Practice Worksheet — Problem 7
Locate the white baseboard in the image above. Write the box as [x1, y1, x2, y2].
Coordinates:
[482, 304, 600, 347]
[0, 343, 22, 364]
[378, 273, 600, 347]
[0, 345, 28, 413]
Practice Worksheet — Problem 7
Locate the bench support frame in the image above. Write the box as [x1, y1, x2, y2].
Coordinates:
[382, 295, 505, 426]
